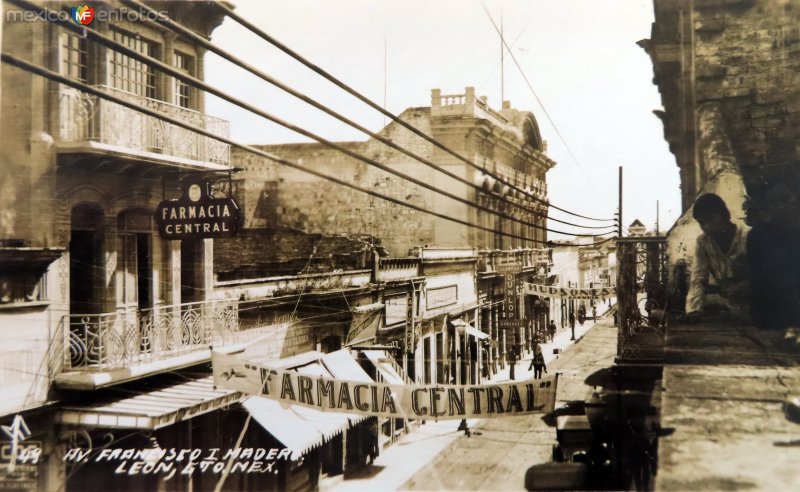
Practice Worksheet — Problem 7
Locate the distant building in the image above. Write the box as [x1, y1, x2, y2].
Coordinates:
[628, 219, 647, 236]
[228, 87, 556, 260]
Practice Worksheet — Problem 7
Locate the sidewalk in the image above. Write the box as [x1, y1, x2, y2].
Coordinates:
[322, 311, 612, 492]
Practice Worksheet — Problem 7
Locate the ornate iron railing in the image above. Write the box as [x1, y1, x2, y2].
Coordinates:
[56, 85, 230, 165]
[616, 237, 669, 363]
[64, 299, 241, 371]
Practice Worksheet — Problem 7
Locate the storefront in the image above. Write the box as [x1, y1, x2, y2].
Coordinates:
[414, 248, 479, 386]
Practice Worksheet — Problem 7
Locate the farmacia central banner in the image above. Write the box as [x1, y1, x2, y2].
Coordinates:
[212, 352, 557, 420]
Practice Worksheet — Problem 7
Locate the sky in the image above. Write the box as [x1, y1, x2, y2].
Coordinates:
[205, 0, 681, 240]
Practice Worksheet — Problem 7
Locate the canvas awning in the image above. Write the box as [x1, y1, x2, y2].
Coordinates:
[242, 396, 357, 460]
[451, 319, 490, 340]
[241, 349, 374, 460]
[320, 349, 374, 383]
[57, 377, 241, 430]
[361, 350, 408, 385]
[345, 304, 383, 346]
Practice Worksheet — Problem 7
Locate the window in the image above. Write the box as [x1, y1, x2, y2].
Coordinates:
[109, 29, 159, 99]
[173, 51, 195, 109]
[60, 29, 87, 82]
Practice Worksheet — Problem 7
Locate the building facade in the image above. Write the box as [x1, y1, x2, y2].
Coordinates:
[230, 86, 555, 258]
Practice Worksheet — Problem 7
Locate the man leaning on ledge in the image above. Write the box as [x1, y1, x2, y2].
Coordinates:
[685, 193, 750, 324]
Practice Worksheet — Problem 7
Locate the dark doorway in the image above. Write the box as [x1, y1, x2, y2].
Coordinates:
[320, 335, 342, 353]
[181, 239, 203, 303]
[136, 233, 152, 310]
[70, 205, 104, 314]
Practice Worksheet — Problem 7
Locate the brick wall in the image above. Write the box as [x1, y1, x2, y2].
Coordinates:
[214, 228, 379, 280]
[650, 0, 800, 214]
[227, 104, 553, 265]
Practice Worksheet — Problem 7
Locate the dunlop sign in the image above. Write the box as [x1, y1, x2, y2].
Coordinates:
[213, 351, 557, 420]
[156, 180, 239, 240]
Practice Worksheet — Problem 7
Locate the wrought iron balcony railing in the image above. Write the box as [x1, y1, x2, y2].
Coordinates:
[62, 299, 246, 372]
[616, 236, 669, 363]
[55, 85, 230, 166]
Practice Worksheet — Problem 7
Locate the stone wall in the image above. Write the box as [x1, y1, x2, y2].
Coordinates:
[648, 0, 800, 216]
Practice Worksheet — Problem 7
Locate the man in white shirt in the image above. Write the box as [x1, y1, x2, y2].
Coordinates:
[686, 193, 750, 321]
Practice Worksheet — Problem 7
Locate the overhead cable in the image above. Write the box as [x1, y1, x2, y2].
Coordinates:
[197, 0, 615, 223]
[481, 2, 594, 186]
[117, 0, 614, 229]
[19, 2, 615, 238]
[1, 52, 618, 247]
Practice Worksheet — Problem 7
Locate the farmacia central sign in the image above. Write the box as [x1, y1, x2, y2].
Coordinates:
[155, 178, 239, 240]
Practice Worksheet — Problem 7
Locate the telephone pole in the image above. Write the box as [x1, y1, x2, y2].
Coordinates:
[618, 166, 623, 237]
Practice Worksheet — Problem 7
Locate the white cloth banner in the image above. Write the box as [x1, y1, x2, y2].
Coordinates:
[523, 283, 615, 300]
[212, 352, 557, 420]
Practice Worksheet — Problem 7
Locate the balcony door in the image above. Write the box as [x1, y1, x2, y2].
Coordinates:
[118, 211, 153, 311]
[70, 204, 105, 315]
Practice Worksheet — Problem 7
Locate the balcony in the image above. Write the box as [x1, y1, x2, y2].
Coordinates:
[615, 237, 668, 363]
[478, 248, 551, 274]
[55, 85, 231, 168]
[55, 299, 265, 389]
[376, 258, 421, 283]
[431, 87, 510, 127]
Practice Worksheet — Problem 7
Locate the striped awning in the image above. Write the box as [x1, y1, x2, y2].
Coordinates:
[57, 377, 241, 430]
[241, 349, 374, 460]
[242, 396, 354, 461]
[361, 350, 408, 385]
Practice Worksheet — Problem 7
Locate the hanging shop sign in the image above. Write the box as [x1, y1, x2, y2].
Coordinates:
[213, 351, 557, 419]
[155, 179, 239, 240]
[504, 273, 517, 318]
[523, 283, 615, 300]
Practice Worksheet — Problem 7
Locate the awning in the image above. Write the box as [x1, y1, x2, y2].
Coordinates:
[242, 397, 356, 460]
[463, 324, 490, 340]
[345, 305, 383, 346]
[57, 377, 241, 430]
[361, 350, 409, 385]
[451, 319, 490, 340]
[239, 349, 374, 459]
[0, 247, 64, 275]
[320, 349, 374, 383]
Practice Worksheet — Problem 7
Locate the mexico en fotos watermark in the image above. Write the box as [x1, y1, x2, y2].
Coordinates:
[6, 5, 169, 25]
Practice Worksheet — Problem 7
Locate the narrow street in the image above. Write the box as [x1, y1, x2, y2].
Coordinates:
[323, 315, 618, 492]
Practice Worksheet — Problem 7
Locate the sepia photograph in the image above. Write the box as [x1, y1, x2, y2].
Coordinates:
[0, 0, 799, 490]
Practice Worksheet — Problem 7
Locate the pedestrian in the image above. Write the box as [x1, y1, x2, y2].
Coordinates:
[507, 346, 517, 380]
[481, 344, 490, 380]
[362, 418, 378, 465]
[547, 320, 557, 343]
[528, 346, 547, 379]
[592, 306, 597, 321]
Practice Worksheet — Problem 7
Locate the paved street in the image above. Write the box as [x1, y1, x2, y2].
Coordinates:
[322, 313, 618, 492]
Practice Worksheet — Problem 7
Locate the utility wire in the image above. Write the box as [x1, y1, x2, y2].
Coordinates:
[115, 0, 614, 230]
[16, 2, 615, 238]
[1, 53, 619, 246]
[200, 0, 614, 223]
[481, 3, 593, 186]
